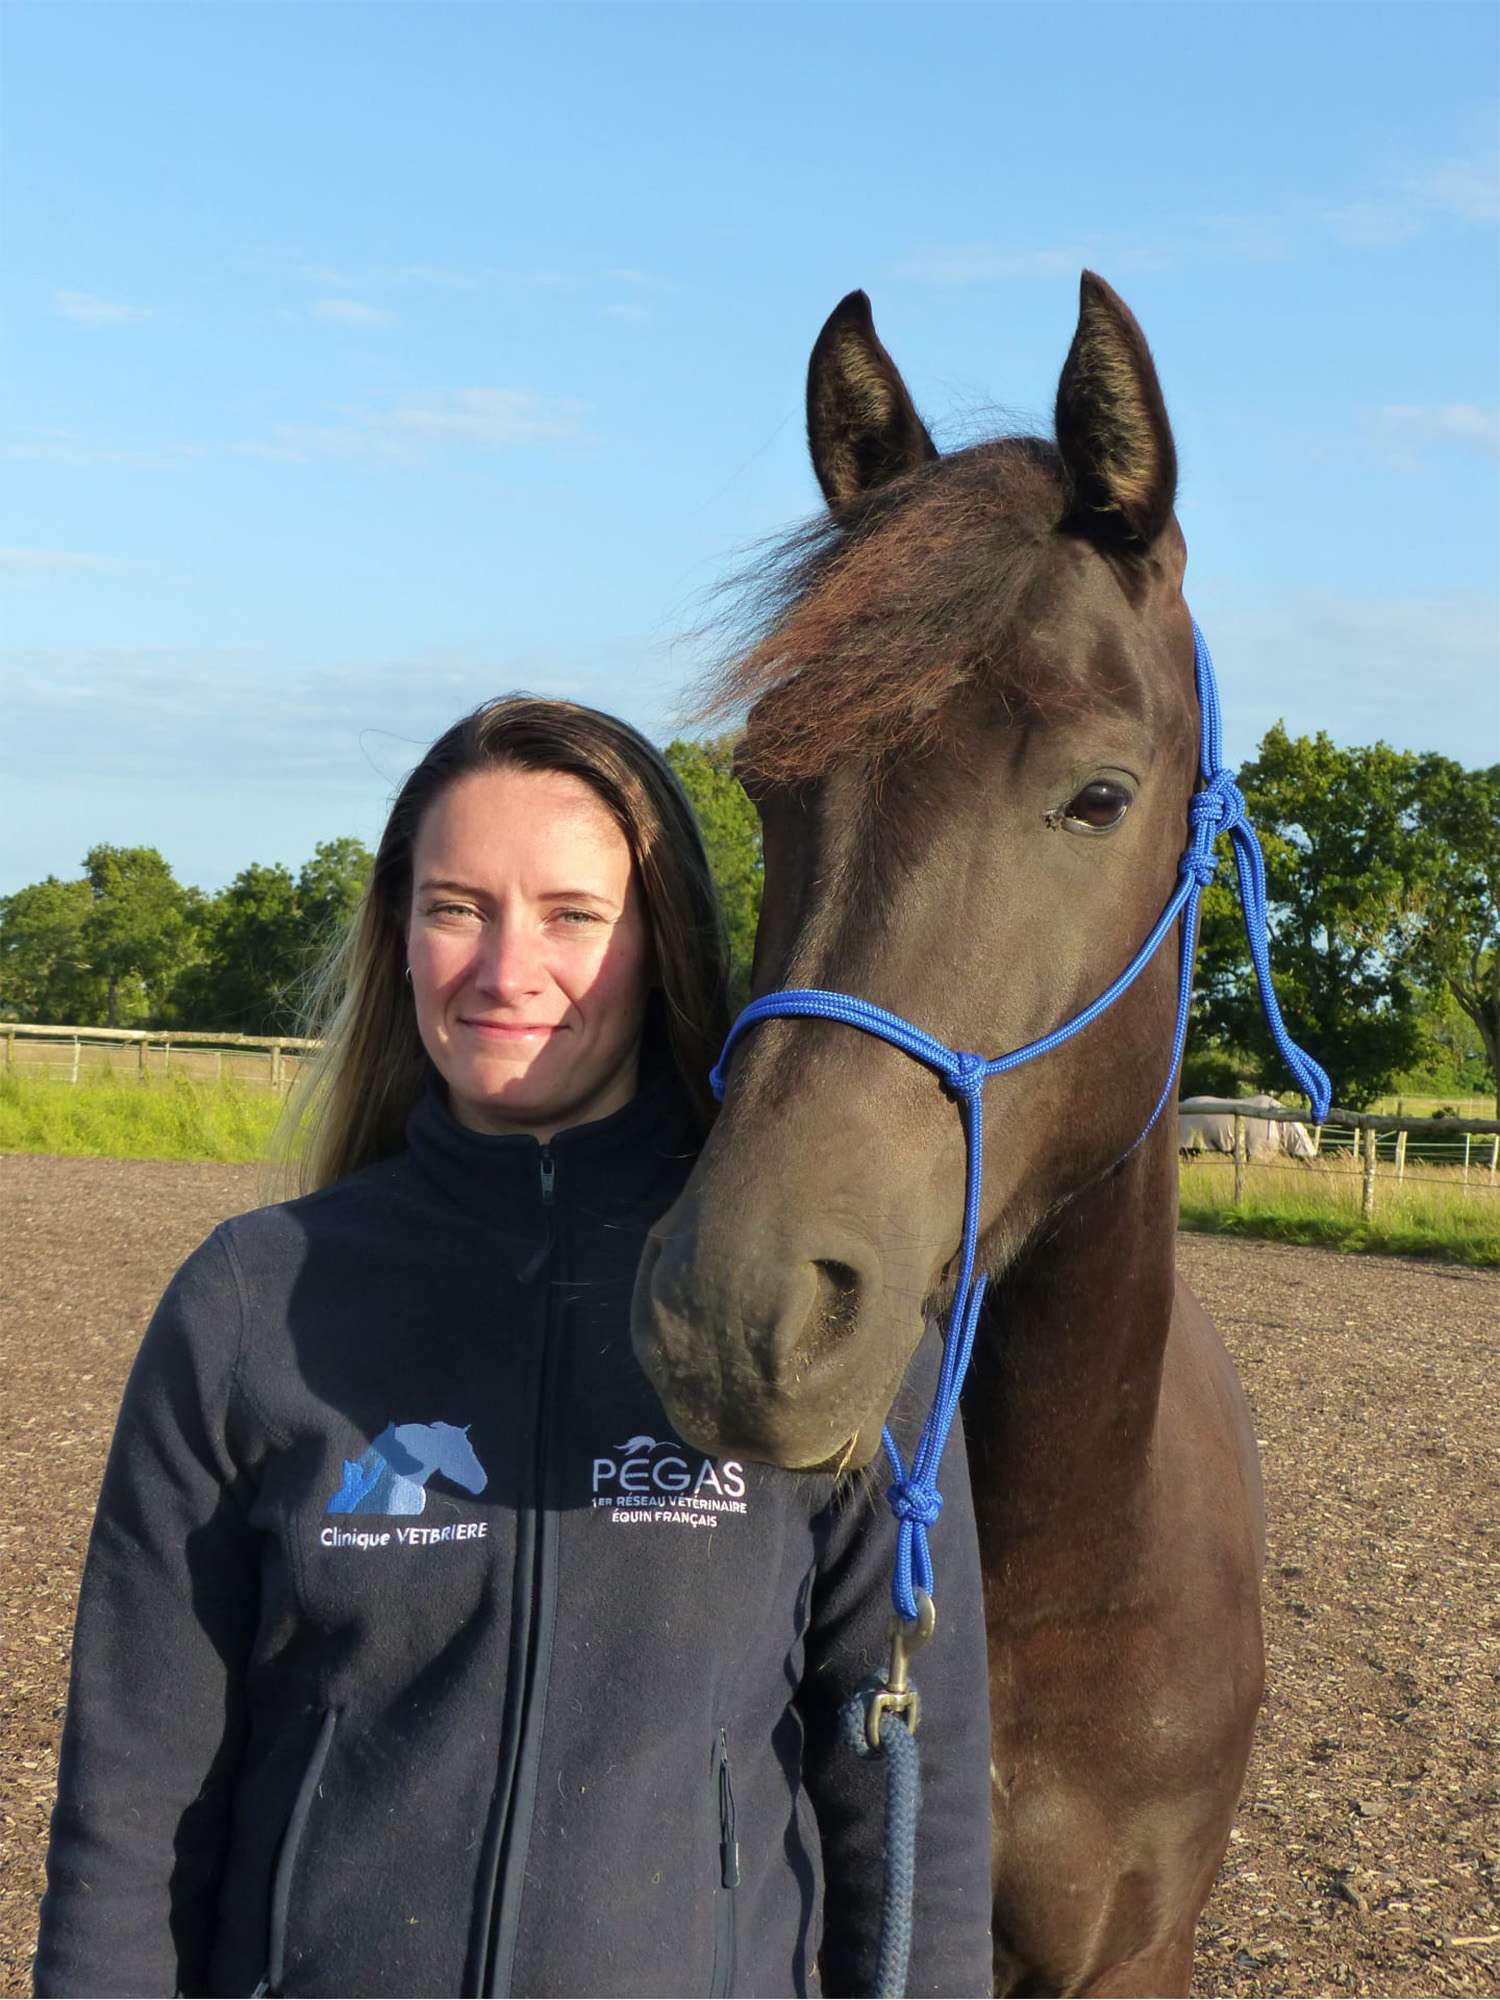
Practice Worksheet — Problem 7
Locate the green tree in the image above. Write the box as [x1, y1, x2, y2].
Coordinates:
[1405, 758, 1498, 1112]
[0, 875, 99, 1022]
[297, 837, 374, 955]
[80, 845, 196, 1027]
[665, 736, 763, 1004]
[1193, 728, 1431, 1109]
[174, 862, 304, 1033]
[170, 838, 374, 1034]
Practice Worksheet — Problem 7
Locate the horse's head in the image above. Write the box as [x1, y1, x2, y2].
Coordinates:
[420, 1419, 489, 1495]
[632, 275, 1201, 1471]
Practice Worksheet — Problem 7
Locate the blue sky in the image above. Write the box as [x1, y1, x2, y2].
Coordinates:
[3, 0, 1496, 896]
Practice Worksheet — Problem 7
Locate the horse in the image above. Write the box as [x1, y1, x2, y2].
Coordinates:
[1179, 1093, 1316, 1160]
[326, 1419, 488, 1516]
[633, 275, 1271, 1995]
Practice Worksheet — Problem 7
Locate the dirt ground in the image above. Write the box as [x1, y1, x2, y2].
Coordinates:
[1, 1154, 1495, 1999]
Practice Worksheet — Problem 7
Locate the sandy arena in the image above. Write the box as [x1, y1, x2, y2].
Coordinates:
[1, 1153, 1495, 1997]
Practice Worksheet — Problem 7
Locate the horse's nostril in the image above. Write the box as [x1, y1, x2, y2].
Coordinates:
[789, 1259, 864, 1375]
[815, 1259, 859, 1310]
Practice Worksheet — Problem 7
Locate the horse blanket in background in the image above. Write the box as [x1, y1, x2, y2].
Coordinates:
[1177, 1094, 1316, 1160]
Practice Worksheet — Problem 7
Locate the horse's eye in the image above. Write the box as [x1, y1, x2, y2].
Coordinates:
[1062, 780, 1132, 830]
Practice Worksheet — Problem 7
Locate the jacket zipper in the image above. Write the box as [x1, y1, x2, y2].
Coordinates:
[257, 1706, 338, 1997]
[477, 1146, 564, 1995]
[710, 1729, 739, 1997]
[516, 1148, 556, 1284]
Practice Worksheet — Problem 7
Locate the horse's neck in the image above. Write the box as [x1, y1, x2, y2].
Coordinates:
[964, 1118, 1178, 1547]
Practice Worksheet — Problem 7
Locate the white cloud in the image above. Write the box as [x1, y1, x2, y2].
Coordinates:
[243, 386, 589, 462]
[53, 289, 153, 325]
[0, 431, 204, 469]
[603, 302, 651, 324]
[1324, 201, 1423, 249]
[1326, 149, 1498, 249]
[1199, 215, 1291, 264]
[889, 241, 1175, 285]
[312, 298, 393, 327]
[389, 388, 585, 445]
[1374, 403, 1500, 455]
[0, 548, 127, 579]
[1202, 591, 1499, 766]
[0, 640, 686, 793]
[1407, 154, 1500, 227]
[892, 148, 1496, 291]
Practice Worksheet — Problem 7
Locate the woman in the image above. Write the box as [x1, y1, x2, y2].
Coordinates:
[34, 697, 994, 1998]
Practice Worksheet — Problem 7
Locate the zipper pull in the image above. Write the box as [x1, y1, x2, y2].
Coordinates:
[718, 1728, 740, 1889]
[518, 1148, 557, 1281]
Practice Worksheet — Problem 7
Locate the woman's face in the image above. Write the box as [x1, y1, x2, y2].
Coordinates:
[406, 765, 654, 1141]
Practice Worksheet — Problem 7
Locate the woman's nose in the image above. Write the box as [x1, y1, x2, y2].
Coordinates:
[472, 917, 545, 999]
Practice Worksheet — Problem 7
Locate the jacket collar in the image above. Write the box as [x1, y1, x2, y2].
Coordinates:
[402, 1039, 703, 1231]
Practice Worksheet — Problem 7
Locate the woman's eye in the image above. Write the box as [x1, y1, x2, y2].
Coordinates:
[1061, 781, 1132, 830]
[555, 908, 604, 927]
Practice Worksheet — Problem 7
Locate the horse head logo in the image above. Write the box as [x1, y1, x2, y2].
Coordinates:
[326, 1419, 490, 1517]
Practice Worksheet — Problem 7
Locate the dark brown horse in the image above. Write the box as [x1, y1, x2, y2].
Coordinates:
[632, 275, 1267, 1995]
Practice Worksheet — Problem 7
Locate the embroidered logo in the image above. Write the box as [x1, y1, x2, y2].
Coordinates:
[326, 1420, 488, 1517]
[591, 1434, 747, 1529]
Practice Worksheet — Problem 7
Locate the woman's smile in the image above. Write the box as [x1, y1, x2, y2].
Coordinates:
[459, 1018, 563, 1038]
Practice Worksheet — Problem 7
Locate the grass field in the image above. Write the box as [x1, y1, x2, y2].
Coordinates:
[1369, 1090, 1495, 1119]
[0, 1070, 283, 1164]
[1178, 1154, 1500, 1267]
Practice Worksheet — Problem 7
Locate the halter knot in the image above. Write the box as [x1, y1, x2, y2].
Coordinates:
[1188, 770, 1246, 837]
[946, 1051, 988, 1100]
[887, 1480, 943, 1528]
[1180, 771, 1246, 886]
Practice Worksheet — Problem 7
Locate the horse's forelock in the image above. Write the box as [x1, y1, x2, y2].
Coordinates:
[695, 437, 1103, 786]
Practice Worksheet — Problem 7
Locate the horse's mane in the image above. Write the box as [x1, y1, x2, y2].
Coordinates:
[694, 435, 1097, 786]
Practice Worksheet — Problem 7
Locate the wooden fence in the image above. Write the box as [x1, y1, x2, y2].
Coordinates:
[5, 1031, 1498, 1220]
[1182, 1097, 1500, 1218]
[1, 1022, 320, 1092]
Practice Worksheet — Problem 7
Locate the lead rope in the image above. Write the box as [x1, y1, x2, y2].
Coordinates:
[709, 619, 1331, 1997]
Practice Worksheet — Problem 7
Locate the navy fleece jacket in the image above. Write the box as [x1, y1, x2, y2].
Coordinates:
[35, 1060, 994, 1998]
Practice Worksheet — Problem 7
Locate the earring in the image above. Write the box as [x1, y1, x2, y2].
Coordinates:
[404, 966, 413, 984]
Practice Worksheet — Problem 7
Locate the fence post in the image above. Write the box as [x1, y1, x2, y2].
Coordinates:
[1394, 1129, 1408, 1184]
[1491, 1134, 1499, 1185]
[215, 1048, 224, 1084]
[138, 1037, 147, 1080]
[1361, 1123, 1377, 1219]
[71, 1036, 81, 1086]
[1463, 1133, 1472, 1184]
[1233, 1113, 1246, 1205]
[164, 1041, 171, 1076]
[4, 1030, 13, 1072]
[1310, 1122, 1323, 1158]
[271, 1044, 283, 1092]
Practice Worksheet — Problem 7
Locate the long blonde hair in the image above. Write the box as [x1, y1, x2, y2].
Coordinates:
[279, 697, 730, 1194]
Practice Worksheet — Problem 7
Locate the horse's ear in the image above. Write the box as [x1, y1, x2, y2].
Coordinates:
[1055, 272, 1177, 549]
[807, 290, 939, 505]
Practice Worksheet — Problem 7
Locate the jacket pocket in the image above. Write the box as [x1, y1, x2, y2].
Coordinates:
[258, 1706, 338, 1997]
[710, 1727, 739, 1999]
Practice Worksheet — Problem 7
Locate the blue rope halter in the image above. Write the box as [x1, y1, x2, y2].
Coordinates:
[710, 618, 1331, 1623]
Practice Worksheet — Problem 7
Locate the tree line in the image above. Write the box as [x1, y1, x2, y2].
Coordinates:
[2, 731, 1494, 1112]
